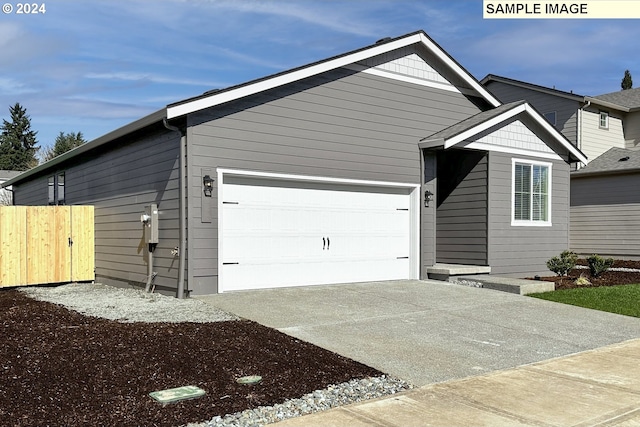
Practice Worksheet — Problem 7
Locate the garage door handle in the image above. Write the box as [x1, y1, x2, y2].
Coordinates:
[322, 237, 330, 250]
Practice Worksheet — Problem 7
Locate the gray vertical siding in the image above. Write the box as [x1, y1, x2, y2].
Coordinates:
[436, 150, 488, 265]
[487, 151, 570, 277]
[12, 127, 182, 293]
[571, 173, 640, 258]
[484, 82, 579, 146]
[186, 66, 484, 294]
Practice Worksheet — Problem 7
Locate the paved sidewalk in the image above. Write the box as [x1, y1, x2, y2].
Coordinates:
[273, 339, 640, 426]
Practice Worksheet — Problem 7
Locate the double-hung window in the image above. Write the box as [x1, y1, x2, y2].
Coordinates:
[48, 172, 65, 205]
[599, 111, 609, 129]
[512, 159, 551, 226]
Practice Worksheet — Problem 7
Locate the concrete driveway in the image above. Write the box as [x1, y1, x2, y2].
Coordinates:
[196, 280, 640, 386]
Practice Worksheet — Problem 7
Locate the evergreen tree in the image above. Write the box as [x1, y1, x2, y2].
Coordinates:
[622, 69, 633, 90]
[0, 103, 39, 170]
[42, 131, 87, 162]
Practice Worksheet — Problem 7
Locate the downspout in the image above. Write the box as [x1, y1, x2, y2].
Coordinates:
[163, 118, 187, 299]
[577, 100, 591, 169]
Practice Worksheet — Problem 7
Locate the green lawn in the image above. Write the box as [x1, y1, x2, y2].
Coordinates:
[530, 284, 640, 318]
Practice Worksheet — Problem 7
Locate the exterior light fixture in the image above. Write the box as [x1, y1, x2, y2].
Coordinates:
[203, 175, 214, 197]
[424, 190, 433, 207]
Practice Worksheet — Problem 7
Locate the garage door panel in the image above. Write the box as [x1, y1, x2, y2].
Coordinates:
[221, 177, 413, 292]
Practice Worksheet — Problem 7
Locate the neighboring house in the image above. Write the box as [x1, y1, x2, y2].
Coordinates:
[481, 75, 635, 166]
[1, 31, 586, 296]
[571, 147, 640, 259]
[0, 170, 20, 205]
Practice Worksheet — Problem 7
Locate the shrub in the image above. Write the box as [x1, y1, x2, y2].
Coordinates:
[546, 250, 578, 276]
[587, 254, 614, 278]
[574, 274, 591, 286]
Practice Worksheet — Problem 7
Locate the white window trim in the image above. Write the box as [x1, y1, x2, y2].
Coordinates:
[511, 158, 552, 227]
[599, 111, 609, 129]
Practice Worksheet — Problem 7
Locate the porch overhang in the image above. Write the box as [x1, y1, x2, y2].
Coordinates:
[418, 101, 588, 165]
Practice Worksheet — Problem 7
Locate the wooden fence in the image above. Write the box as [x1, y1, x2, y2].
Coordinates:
[0, 206, 94, 287]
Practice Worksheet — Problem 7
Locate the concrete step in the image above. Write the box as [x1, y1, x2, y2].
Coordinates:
[455, 275, 555, 295]
[426, 263, 491, 281]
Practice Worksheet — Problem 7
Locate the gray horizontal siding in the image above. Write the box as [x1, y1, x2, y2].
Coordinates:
[488, 151, 570, 277]
[570, 174, 640, 257]
[485, 81, 579, 146]
[12, 128, 182, 294]
[436, 151, 488, 265]
[187, 64, 483, 291]
[422, 152, 437, 272]
[13, 176, 48, 205]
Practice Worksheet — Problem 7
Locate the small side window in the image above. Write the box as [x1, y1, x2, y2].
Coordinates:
[48, 176, 55, 205]
[599, 111, 609, 129]
[47, 172, 66, 205]
[543, 111, 557, 126]
[57, 172, 65, 205]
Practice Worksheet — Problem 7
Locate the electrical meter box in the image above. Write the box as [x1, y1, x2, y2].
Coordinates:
[145, 203, 159, 244]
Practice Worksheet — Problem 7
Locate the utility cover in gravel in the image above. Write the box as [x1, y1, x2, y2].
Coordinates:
[0, 290, 382, 427]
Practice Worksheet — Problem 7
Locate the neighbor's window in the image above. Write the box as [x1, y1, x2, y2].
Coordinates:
[599, 111, 609, 129]
[47, 172, 65, 205]
[57, 172, 65, 205]
[512, 159, 551, 226]
[543, 111, 557, 126]
[48, 176, 55, 205]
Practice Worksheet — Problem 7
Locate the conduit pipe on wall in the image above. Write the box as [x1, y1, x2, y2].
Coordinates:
[163, 118, 187, 299]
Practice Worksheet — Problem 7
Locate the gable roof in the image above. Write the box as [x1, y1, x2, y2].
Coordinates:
[481, 74, 585, 102]
[419, 100, 588, 164]
[482, 74, 640, 113]
[167, 30, 500, 119]
[590, 87, 640, 112]
[3, 30, 501, 188]
[572, 147, 640, 177]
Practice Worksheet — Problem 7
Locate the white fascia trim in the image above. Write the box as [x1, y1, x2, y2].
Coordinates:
[168, 32, 500, 119]
[444, 103, 587, 164]
[445, 103, 527, 148]
[418, 33, 500, 108]
[168, 35, 423, 119]
[463, 141, 563, 161]
[344, 63, 462, 94]
[217, 168, 420, 189]
[524, 104, 588, 164]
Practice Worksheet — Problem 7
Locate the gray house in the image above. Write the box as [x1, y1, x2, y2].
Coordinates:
[2, 31, 586, 296]
[571, 147, 640, 259]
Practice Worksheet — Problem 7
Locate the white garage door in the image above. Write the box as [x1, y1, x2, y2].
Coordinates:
[220, 175, 414, 292]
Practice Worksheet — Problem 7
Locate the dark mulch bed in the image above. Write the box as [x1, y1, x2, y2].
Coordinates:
[0, 290, 381, 427]
[534, 259, 640, 290]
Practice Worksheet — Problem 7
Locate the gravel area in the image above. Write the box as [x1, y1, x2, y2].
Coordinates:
[18, 283, 412, 426]
[20, 282, 239, 323]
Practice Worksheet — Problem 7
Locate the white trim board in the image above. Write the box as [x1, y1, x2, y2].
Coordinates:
[167, 32, 500, 119]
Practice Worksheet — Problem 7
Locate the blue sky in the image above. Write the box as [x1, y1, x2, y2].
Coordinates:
[2, 0, 640, 153]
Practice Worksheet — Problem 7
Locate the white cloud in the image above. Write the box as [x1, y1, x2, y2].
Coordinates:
[84, 71, 225, 88]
